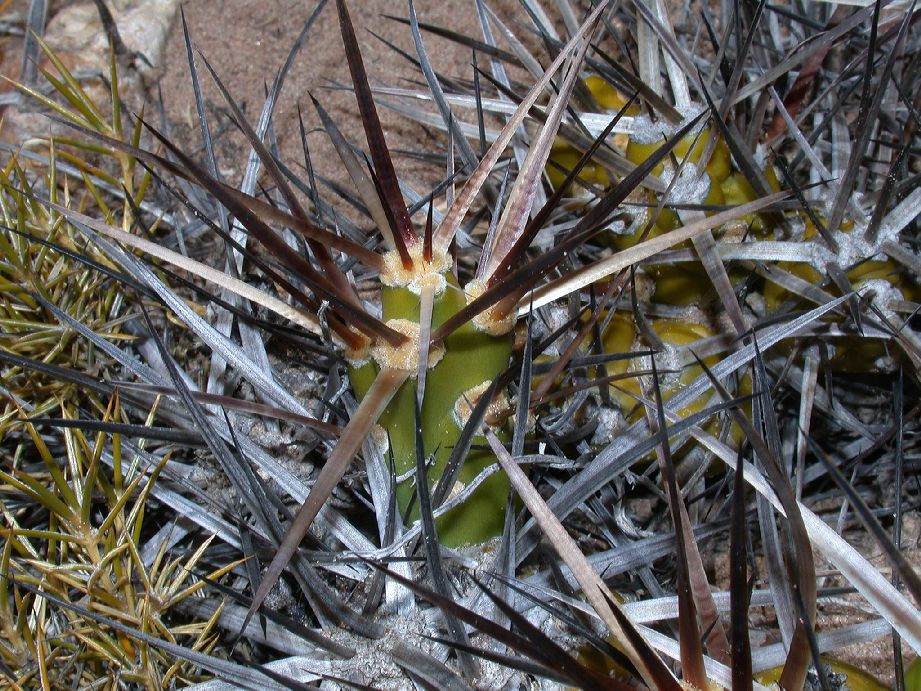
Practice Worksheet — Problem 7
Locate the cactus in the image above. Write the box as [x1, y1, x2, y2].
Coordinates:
[5, 0, 921, 687]
[348, 253, 514, 546]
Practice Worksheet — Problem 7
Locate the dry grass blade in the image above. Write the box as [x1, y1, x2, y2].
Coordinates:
[518, 295, 850, 558]
[407, 0, 479, 172]
[310, 94, 395, 254]
[20, 417, 202, 445]
[47, 202, 323, 336]
[530, 281, 619, 407]
[691, 354, 921, 654]
[180, 5, 229, 236]
[186, 581, 357, 658]
[803, 510, 921, 653]
[195, 53, 357, 304]
[827, 0, 912, 235]
[18, 0, 47, 88]
[48, 112, 381, 267]
[423, 634, 571, 686]
[481, 24, 597, 279]
[113, 382, 340, 436]
[84, 225, 322, 429]
[678, 479, 731, 666]
[764, 9, 838, 141]
[702, 349, 818, 690]
[385, 13, 521, 66]
[484, 430, 682, 690]
[807, 436, 921, 609]
[433, 0, 614, 253]
[891, 371, 909, 686]
[366, 563, 621, 689]
[647, 360, 707, 687]
[689, 228, 747, 335]
[0, 348, 110, 398]
[237, 193, 384, 270]
[865, 141, 909, 244]
[730, 450, 752, 691]
[415, 281, 436, 403]
[336, 0, 415, 260]
[218, 185, 384, 269]
[466, 574, 627, 690]
[411, 397, 478, 680]
[139, 305, 282, 548]
[137, 119, 404, 345]
[686, 413, 921, 654]
[491, 95, 635, 286]
[521, 191, 787, 313]
[730, 3, 877, 107]
[11, 579, 303, 691]
[513, 312, 535, 457]
[241, 367, 408, 635]
[390, 641, 468, 691]
[633, 0, 694, 107]
[716, 0, 767, 120]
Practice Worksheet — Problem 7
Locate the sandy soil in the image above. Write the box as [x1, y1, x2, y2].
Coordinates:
[153, 0, 522, 200]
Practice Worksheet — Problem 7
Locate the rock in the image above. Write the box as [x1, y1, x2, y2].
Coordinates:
[2, 0, 180, 144]
[45, 0, 180, 81]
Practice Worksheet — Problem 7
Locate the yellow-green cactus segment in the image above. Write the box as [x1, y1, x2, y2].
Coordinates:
[618, 131, 783, 305]
[719, 165, 781, 234]
[763, 212, 919, 311]
[596, 313, 752, 456]
[761, 252, 919, 372]
[607, 181, 724, 306]
[583, 75, 640, 114]
[612, 176, 724, 241]
[547, 141, 610, 192]
[646, 265, 712, 306]
[625, 126, 781, 239]
[349, 275, 513, 546]
[599, 313, 750, 429]
[906, 655, 921, 691]
[626, 126, 732, 182]
[575, 627, 633, 685]
[545, 75, 638, 193]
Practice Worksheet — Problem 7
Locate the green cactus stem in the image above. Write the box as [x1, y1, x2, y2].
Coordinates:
[349, 248, 513, 546]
